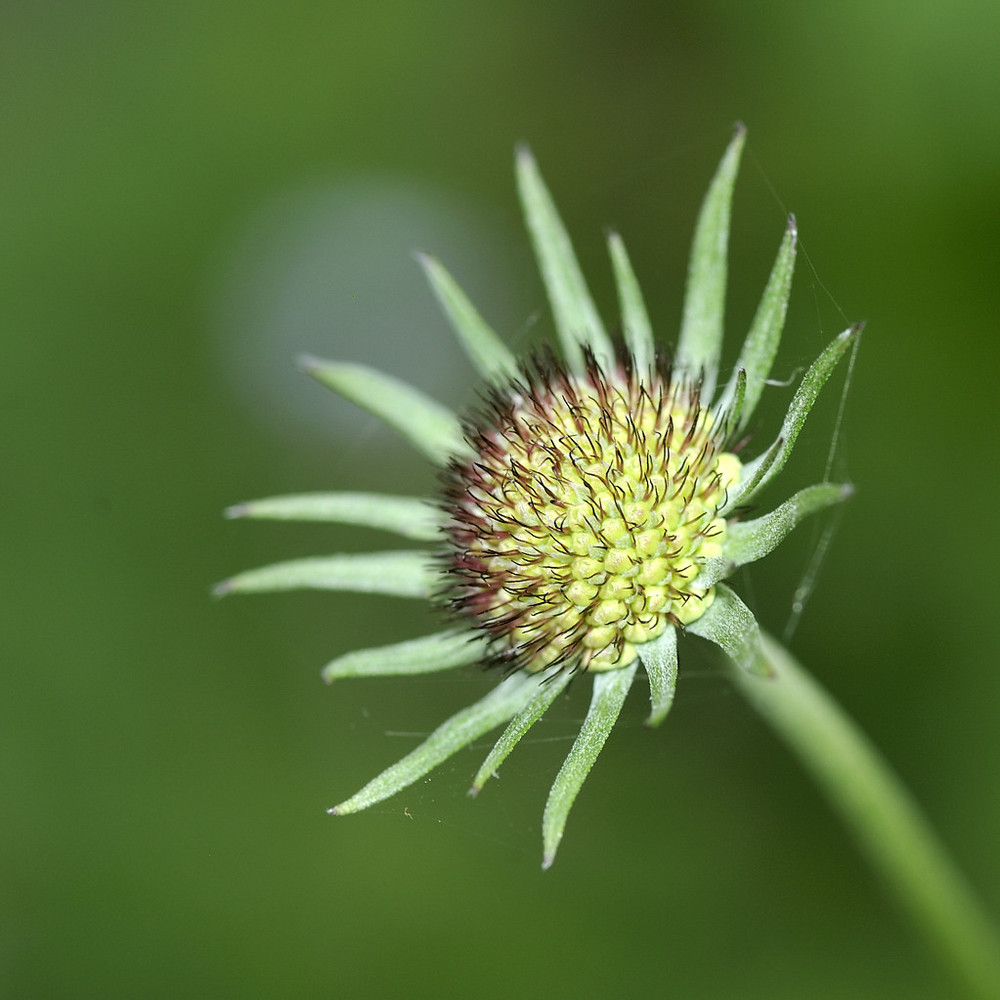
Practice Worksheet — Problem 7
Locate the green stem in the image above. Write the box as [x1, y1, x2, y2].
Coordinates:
[728, 631, 1000, 999]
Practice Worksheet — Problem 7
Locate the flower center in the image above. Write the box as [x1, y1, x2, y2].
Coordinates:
[442, 360, 741, 672]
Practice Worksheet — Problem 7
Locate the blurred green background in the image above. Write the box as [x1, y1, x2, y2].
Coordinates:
[4, 2, 999, 997]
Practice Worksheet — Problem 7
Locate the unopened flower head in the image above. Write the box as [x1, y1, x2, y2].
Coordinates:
[443, 354, 739, 673]
[219, 124, 860, 867]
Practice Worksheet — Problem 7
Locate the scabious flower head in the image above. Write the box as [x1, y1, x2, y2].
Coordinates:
[442, 353, 739, 673]
[219, 125, 859, 867]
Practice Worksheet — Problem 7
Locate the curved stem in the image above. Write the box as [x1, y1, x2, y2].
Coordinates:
[727, 631, 1000, 999]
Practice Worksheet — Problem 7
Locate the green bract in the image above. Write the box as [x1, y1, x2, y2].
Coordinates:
[219, 125, 859, 868]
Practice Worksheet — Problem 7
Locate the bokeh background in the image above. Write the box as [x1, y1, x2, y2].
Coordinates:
[4, 2, 999, 998]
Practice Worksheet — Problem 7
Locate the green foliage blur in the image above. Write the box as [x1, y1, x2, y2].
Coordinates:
[4, 2, 999, 997]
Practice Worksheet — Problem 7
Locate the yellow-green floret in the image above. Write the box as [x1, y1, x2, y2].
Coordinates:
[442, 355, 741, 672]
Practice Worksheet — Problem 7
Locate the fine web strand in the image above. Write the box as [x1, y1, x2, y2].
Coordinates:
[780, 253, 860, 642]
[747, 147, 859, 642]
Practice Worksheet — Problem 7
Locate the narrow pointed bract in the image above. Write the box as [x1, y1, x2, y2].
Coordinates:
[608, 230, 655, 375]
[226, 492, 441, 540]
[677, 123, 746, 398]
[220, 129, 859, 866]
[214, 550, 436, 598]
[516, 145, 616, 374]
[717, 215, 797, 431]
[321, 628, 488, 683]
[698, 482, 853, 589]
[728, 324, 862, 509]
[297, 354, 465, 465]
[542, 664, 638, 869]
[416, 252, 520, 383]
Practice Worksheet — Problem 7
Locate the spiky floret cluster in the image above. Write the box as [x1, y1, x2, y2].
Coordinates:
[218, 125, 859, 867]
[443, 355, 740, 672]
